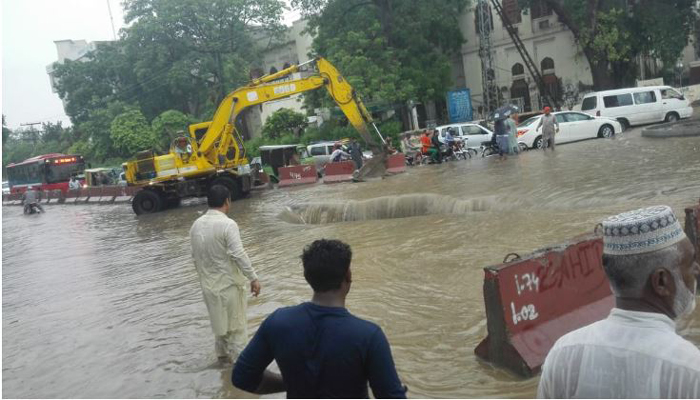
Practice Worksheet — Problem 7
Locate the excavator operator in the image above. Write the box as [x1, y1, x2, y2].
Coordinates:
[175, 137, 193, 159]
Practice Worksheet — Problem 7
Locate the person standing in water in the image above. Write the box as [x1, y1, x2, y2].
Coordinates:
[190, 185, 261, 364]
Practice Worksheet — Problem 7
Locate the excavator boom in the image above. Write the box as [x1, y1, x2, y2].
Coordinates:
[198, 57, 388, 178]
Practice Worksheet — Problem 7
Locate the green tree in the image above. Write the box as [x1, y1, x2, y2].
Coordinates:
[262, 108, 308, 139]
[110, 109, 158, 156]
[76, 101, 134, 161]
[517, 0, 697, 89]
[53, 42, 137, 124]
[151, 110, 193, 151]
[293, 0, 468, 113]
[122, 0, 287, 113]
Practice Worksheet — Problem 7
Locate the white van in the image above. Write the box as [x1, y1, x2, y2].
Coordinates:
[580, 86, 693, 129]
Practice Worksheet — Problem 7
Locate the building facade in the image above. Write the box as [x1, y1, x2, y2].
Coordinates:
[456, 0, 594, 117]
[46, 39, 111, 108]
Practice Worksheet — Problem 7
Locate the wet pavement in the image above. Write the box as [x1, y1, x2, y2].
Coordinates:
[3, 126, 699, 398]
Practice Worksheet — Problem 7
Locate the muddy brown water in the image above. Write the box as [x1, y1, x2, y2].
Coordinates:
[3, 127, 700, 398]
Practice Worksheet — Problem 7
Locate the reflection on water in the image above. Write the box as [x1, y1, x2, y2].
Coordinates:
[3, 129, 699, 398]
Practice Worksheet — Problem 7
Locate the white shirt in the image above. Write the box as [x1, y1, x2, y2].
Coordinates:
[538, 308, 700, 398]
[330, 149, 350, 162]
[189, 210, 257, 336]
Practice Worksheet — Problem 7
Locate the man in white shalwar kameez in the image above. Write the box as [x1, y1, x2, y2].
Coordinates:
[190, 185, 261, 363]
[538, 205, 700, 398]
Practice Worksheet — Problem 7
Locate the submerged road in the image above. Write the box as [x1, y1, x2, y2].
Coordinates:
[3, 126, 699, 398]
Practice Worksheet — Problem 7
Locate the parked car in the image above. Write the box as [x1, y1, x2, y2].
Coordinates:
[434, 123, 494, 149]
[580, 86, 693, 130]
[2, 181, 9, 195]
[306, 141, 339, 170]
[516, 111, 622, 149]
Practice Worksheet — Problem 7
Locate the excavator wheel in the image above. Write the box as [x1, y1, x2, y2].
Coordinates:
[132, 189, 163, 215]
[210, 176, 242, 200]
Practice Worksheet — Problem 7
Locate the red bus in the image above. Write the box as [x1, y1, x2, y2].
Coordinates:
[6, 153, 86, 194]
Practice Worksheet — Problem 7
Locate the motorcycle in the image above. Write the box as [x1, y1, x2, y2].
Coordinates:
[23, 203, 43, 215]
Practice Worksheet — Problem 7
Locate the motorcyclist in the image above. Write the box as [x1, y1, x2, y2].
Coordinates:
[445, 128, 457, 157]
[430, 129, 443, 164]
[22, 186, 44, 214]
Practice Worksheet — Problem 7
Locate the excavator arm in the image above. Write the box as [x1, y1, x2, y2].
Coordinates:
[195, 57, 388, 179]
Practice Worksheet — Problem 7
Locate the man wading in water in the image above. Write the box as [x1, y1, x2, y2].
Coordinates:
[232, 239, 407, 398]
[190, 185, 261, 364]
[536, 107, 559, 151]
[538, 206, 700, 398]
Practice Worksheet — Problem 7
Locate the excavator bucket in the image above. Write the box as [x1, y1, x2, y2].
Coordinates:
[355, 148, 388, 180]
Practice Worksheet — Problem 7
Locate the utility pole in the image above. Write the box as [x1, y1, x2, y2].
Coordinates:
[19, 122, 42, 147]
[107, 0, 117, 40]
[477, 0, 498, 118]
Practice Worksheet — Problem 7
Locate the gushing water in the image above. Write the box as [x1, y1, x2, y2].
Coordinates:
[279, 193, 497, 224]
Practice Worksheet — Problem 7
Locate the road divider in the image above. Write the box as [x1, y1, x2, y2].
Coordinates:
[323, 161, 356, 183]
[278, 165, 318, 187]
[475, 234, 614, 377]
[385, 153, 407, 173]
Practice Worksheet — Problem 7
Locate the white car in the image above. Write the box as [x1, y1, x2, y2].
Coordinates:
[2, 181, 9, 194]
[516, 111, 622, 149]
[435, 123, 494, 149]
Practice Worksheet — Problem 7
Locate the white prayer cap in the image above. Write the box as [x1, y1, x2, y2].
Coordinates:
[602, 205, 686, 256]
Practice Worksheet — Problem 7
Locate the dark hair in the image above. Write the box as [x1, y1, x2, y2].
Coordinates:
[208, 185, 230, 208]
[302, 239, 352, 292]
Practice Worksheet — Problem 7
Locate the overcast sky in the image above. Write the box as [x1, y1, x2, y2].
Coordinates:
[1, 0, 300, 130]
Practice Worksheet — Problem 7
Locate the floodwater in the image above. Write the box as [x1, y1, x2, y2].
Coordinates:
[3, 126, 700, 398]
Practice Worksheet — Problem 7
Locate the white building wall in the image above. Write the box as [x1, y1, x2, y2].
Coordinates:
[257, 20, 314, 136]
[457, 3, 593, 116]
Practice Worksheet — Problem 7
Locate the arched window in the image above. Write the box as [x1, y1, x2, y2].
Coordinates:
[512, 63, 524, 76]
[541, 57, 555, 72]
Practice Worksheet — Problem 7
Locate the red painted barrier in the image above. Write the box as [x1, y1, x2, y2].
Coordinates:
[323, 161, 356, 183]
[46, 189, 64, 204]
[278, 165, 318, 187]
[98, 186, 119, 203]
[685, 199, 700, 265]
[475, 234, 614, 377]
[385, 153, 407, 174]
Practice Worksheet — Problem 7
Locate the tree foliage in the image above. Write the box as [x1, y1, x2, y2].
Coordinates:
[293, 0, 468, 109]
[110, 109, 158, 156]
[43, 0, 287, 164]
[151, 110, 193, 151]
[262, 108, 307, 139]
[518, 0, 697, 89]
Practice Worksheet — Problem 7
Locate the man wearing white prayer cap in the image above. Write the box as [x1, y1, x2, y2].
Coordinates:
[538, 205, 700, 399]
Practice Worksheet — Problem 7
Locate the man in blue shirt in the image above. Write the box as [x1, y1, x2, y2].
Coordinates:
[232, 239, 407, 398]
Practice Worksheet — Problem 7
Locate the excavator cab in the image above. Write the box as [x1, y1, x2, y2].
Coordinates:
[171, 137, 193, 162]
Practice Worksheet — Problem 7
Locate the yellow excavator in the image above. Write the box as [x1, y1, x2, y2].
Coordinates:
[124, 57, 388, 215]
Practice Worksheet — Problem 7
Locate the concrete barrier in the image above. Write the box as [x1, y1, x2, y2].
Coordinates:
[66, 189, 81, 203]
[642, 120, 700, 138]
[685, 200, 700, 265]
[323, 161, 356, 183]
[46, 190, 64, 204]
[72, 188, 91, 203]
[98, 187, 118, 203]
[474, 234, 614, 377]
[278, 165, 318, 187]
[385, 153, 407, 174]
[114, 186, 134, 202]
